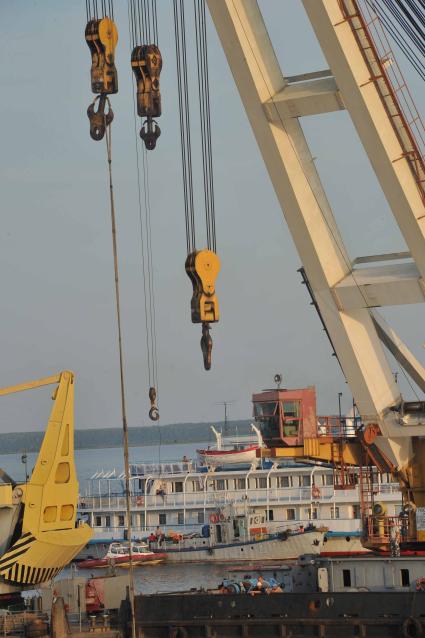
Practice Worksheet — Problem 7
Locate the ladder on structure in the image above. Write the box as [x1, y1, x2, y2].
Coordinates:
[341, 0, 425, 198]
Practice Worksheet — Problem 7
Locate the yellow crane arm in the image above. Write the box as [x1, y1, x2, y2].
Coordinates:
[0, 371, 92, 589]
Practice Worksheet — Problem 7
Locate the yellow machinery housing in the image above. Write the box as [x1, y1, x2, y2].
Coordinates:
[0, 371, 92, 593]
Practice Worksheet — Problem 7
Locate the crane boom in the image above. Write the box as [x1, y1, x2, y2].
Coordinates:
[206, 0, 425, 546]
[0, 371, 92, 595]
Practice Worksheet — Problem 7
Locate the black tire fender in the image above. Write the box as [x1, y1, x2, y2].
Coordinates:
[402, 617, 423, 638]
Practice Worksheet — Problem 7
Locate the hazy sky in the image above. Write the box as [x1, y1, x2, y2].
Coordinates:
[0, 1, 423, 434]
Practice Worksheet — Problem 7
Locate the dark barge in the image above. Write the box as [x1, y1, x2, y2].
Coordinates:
[125, 590, 424, 637]
[42, 556, 425, 638]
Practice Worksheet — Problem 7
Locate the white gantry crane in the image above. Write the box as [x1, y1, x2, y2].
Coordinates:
[207, 0, 425, 546]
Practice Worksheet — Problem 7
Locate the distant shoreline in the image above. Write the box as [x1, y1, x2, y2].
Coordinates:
[0, 420, 252, 455]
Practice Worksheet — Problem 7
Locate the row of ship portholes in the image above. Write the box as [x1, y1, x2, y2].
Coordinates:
[323, 536, 352, 543]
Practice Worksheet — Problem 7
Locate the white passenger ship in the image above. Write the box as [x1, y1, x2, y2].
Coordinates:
[76, 383, 403, 561]
[77, 458, 401, 560]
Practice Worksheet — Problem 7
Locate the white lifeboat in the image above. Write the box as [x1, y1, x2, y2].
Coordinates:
[197, 425, 263, 467]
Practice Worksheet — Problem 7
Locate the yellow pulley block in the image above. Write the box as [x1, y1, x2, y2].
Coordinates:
[131, 44, 163, 150]
[186, 249, 220, 324]
[85, 17, 118, 95]
[185, 249, 220, 371]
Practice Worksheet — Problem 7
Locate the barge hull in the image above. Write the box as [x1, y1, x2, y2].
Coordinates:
[128, 591, 425, 637]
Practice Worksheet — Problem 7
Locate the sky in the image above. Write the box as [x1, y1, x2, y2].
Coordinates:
[0, 1, 423, 434]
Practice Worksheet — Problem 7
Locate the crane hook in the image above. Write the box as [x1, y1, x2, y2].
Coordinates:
[200, 322, 213, 371]
[148, 386, 159, 421]
[87, 94, 114, 141]
[140, 118, 161, 150]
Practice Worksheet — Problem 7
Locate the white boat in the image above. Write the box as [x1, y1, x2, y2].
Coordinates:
[196, 425, 263, 467]
[76, 457, 400, 561]
[77, 542, 166, 569]
[148, 506, 325, 562]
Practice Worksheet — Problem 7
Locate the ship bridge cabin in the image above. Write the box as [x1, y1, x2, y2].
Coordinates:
[253, 386, 318, 448]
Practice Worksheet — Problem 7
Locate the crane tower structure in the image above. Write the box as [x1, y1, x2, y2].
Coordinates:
[206, 0, 425, 545]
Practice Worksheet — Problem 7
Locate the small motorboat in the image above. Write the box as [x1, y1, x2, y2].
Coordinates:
[78, 542, 166, 569]
[197, 424, 263, 467]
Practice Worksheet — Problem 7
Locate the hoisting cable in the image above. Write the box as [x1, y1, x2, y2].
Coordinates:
[127, 0, 160, 421]
[104, 119, 137, 638]
[85, 0, 118, 140]
[128, 0, 162, 149]
[366, 0, 425, 82]
[173, 0, 220, 371]
[84, 5, 136, 636]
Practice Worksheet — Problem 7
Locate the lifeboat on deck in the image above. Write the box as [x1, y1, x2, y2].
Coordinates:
[197, 425, 263, 467]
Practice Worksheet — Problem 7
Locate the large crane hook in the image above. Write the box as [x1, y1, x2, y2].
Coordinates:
[185, 250, 220, 371]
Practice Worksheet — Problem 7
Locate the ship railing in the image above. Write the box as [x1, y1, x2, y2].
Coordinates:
[129, 460, 202, 476]
[78, 483, 401, 511]
[316, 416, 361, 438]
[366, 514, 411, 545]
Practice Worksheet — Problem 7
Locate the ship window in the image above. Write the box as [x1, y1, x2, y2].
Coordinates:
[118, 515, 125, 526]
[105, 515, 111, 527]
[401, 569, 410, 586]
[268, 509, 274, 521]
[282, 401, 301, 436]
[254, 402, 280, 440]
[159, 513, 167, 525]
[178, 512, 184, 525]
[236, 478, 245, 490]
[197, 511, 204, 524]
[286, 508, 296, 521]
[254, 401, 278, 418]
[95, 516, 102, 527]
[331, 507, 340, 519]
[278, 476, 290, 488]
[173, 482, 183, 493]
[301, 475, 311, 487]
[342, 570, 351, 587]
[323, 474, 334, 486]
[353, 505, 361, 519]
[257, 477, 267, 489]
[216, 479, 225, 491]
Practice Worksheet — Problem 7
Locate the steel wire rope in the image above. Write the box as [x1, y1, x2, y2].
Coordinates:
[380, 0, 425, 55]
[384, 0, 425, 48]
[180, 0, 197, 254]
[366, 0, 425, 80]
[194, 0, 212, 250]
[142, 151, 159, 391]
[104, 121, 137, 638]
[127, 0, 160, 394]
[173, 0, 196, 254]
[229, 0, 406, 412]
[130, 0, 160, 393]
[200, 0, 217, 253]
[193, 0, 217, 253]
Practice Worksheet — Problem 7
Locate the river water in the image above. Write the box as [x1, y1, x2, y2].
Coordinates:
[1, 442, 254, 593]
